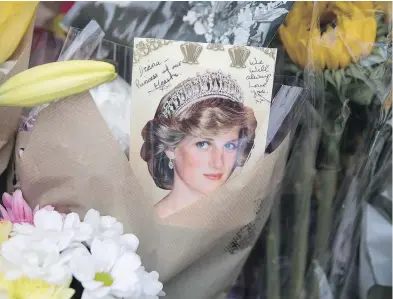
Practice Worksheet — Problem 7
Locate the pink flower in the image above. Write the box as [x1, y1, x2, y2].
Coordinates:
[0, 190, 55, 224]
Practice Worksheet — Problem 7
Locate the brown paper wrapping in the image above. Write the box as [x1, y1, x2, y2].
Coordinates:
[0, 21, 34, 176]
[15, 92, 290, 299]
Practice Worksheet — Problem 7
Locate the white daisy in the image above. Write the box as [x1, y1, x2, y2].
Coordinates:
[83, 209, 139, 252]
[0, 235, 71, 285]
[12, 209, 92, 252]
[83, 209, 123, 243]
[70, 238, 143, 299]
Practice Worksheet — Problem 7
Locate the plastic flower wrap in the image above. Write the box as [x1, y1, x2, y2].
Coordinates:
[279, 1, 377, 69]
[245, 2, 392, 299]
[0, 190, 165, 299]
[278, 1, 391, 105]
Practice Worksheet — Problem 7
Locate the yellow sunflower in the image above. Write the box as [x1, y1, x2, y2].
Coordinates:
[279, 1, 377, 69]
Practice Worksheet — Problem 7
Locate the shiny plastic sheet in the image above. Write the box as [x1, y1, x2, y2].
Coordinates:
[229, 2, 392, 299]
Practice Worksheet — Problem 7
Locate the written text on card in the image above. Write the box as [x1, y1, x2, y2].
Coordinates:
[247, 57, 272, 104]
[135, 59, 182, 93]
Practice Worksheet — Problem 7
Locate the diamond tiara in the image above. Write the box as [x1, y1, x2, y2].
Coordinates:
[160, 71, 244, 118]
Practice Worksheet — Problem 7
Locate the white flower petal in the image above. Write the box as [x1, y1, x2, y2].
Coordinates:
[145, 270, 160, 283]
[111, 252, 141, 279]
[84, 209, 100, 229]
[144, 280, 164, 296]
[1, 236, 26, 264]
[100, 229, 122, 240]
[99, 216, 116, 228]
[11, 223, 34, 236]
[100, 216, 124, 235]
[4, 269, 22, 280]
[111, 272, 141, 298]
[90, 238, 119, 272]
[81, 291, 94, 299]
[56, 231, 75, 251]
[81, 291, 116, 299]
[76, 222, 93, 241]
[90, 286, 111, 298]
[47, 262, 71, 285]
[82, 280, 104, 291]
[194, 20, 207, 35]
[34, 209, 63, 232]
[63, 213, 81, 229]
[70, 253, 96, 283]
[119, 234, 139, 252]
[61, 243, 90, 262]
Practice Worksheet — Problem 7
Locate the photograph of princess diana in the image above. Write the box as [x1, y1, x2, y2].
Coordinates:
[140, 71, 257, 218]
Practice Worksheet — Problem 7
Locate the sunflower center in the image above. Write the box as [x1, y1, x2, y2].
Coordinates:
[94, 272, 114, 287]
[320, 11, 337, 34]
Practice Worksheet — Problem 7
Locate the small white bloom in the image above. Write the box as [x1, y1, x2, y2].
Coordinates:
[205, 33, 213, 43]
[1, 235, 71, 285]
[70, 238, 143, 299]
[134, 267, 164, 298]
[64, 212, 93, 243]
[182, 10, 198, 24]
[12, 209, 92, 251]
[194, 20, 208, 35]
[83, 209, 126, 247]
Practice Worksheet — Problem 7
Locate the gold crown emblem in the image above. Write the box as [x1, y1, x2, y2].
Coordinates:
[161, 71, 244, 118]
[228, 46, 251, 68]
[207, 44, 225, 51]
[134, 39, 172, 63]
[180, 42, 203, 64]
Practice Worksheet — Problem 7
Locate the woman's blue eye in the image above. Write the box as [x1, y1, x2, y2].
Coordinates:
[224, 142, 237, 151]
[196, 141, 209, 149]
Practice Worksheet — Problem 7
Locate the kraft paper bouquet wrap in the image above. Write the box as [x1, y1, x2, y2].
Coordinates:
[5, 20, 311, 299]
[0, 6, 36, 176]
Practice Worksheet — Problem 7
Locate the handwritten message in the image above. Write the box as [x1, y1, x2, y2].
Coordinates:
[135, 59, 182, 93]
[246, 57, 272, 104]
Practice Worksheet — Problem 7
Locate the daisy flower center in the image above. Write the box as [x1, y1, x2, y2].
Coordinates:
[94, 272, 114, 287]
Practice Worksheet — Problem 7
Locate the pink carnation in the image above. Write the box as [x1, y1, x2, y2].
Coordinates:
[0, 190, 56, 224]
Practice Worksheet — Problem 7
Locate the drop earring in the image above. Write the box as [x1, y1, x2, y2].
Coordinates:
[168, 159, 174, 169]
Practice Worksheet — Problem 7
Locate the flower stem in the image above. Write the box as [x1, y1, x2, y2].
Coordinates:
[289, 128, 320, 299]
[266, 199, 281, 299]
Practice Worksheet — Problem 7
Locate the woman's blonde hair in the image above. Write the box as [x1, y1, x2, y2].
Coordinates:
[141, 96, 257, 190]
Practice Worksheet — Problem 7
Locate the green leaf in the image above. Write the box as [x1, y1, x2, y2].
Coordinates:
[348, 64, 370, 82]
[343, 76, 352, 86]
[334, 69, 345, 93]
[346, 84, 375, 106]
[324, 69, 337, 89]
[361, 55, 386, 67]
[284, 63, 302, 75]
[377, 25, 389, 38]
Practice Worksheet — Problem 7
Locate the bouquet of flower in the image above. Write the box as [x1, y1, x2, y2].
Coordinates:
[0, 190, 165, 299]
[182, 1, 291, 46]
